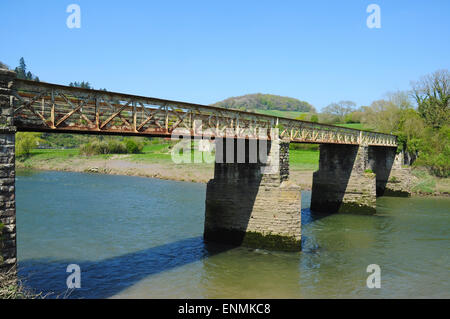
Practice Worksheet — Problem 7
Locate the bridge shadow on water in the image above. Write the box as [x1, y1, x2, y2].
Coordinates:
[18, 237, 233, 299]
[18, 191, 329, 299]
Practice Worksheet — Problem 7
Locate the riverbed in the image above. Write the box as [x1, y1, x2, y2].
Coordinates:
[16, 170, 450, 298]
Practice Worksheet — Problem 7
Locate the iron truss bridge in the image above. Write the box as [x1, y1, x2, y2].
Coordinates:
[11, 79, 397, 146]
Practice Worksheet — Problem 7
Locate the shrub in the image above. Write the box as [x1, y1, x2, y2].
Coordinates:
[124, 138, 143, 154]
[107, 140, 127, 154]
[80, 138, 141, 155]
[80, 141, 110, 155]
[416, 152, 450, 178]
[310, 114, 319, 123]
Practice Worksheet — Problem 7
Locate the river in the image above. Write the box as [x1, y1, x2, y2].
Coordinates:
[15, 170, 450, 298]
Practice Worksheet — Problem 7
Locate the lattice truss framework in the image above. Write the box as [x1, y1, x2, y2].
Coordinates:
[11, 79, 397, 146]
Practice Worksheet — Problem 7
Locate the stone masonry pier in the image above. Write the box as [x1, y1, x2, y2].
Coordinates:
[204, 138, 302, 251]
[310, 143, 399, 215]
[311, 144, 377, 214]
[0, 69, 17, 275]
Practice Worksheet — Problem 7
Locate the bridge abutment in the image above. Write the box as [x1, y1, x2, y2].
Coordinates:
[204, 138, 302, 251]
[311, 144, 377, 214]
[0, 69, 17, 274]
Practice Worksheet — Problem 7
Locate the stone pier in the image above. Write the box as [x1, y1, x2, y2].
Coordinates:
[0, 69, 17, 274]
[311, 144, 377, 214]
[204, 138, 302, 251]
[368, 146, 397, 196]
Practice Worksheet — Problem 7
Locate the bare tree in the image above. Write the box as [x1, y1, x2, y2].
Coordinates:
[322, 100, 356, 122]
[361, 99, 402, 134]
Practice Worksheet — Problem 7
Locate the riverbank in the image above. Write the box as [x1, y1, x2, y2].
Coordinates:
[16, 154, 316, 190]
[15, 147, 449, 196]
[0, 269, 42, 299]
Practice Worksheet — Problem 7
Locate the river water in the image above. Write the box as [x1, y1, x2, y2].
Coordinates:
[15, 170, 449, 298]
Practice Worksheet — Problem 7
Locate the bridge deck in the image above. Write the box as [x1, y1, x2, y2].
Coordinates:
[11, 79, 397, 146]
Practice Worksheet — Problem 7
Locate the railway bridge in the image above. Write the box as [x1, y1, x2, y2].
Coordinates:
[0, 69, 400, 273]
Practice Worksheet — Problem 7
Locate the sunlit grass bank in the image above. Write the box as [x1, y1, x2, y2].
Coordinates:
[18, 143, 320, 170]
[15, 143, 448, 195]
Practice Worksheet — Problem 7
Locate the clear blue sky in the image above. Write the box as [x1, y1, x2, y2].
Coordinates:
[1, 0, 449, 111]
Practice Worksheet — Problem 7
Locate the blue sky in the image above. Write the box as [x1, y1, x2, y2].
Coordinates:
[1, 0, 449, 111]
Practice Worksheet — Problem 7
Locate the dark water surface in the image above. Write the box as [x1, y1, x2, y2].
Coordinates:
[16, 170, 450, 298]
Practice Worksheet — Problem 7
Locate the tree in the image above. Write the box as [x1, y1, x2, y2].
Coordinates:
[345, 110, 364, 123]
[15, 57, 27, 79]
[414, 125, 450, 177]
[412, 69, 449, 128]
[396, 108, 426, 164]
[213, 94, 316, 113]
[318, 112, 340, 124]
[322, 100, 356, 123]
[386, 90, 412, 110]
[398, 109, 425, 141]
[360, 91, 412, 134]
[361, 99, 402, 134]
[14, 57, 39, 81]
[15, 132, 43, 157]
[69, 81, 93, 89]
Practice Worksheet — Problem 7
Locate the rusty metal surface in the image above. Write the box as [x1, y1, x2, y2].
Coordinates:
[11, 79, 397, 146]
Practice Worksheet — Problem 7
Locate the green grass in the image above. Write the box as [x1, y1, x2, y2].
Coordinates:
[127, 143, 173, 162]
[253, 109, 309, 119]
[336, 123, 367, 130]
[19, 142, 320, 171]
[20, 148, 80, 162]
[126, 145, 320, 170]
[19, 144, 174, 164]
[409, 168, 450, 194]
[289, 149, 319, 171]
[411, 169, 438, 194]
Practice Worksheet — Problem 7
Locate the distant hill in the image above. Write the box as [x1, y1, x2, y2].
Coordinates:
[212, 93, 316, 114]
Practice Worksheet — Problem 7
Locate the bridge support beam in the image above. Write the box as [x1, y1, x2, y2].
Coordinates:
[0, 69, 17, 274]
[311, 144, 377, 214]
[204, 138, 301, 251]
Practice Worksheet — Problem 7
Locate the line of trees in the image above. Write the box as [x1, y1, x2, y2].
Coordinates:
[318, 70, 449, 177]
[14, 57, 40, 81]
[214, 93, 316, 113]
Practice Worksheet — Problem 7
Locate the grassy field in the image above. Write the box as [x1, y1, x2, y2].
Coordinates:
[336, 123, 368, 130]
[253, 109, 309, 119]
[289, 149, 319, 171]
